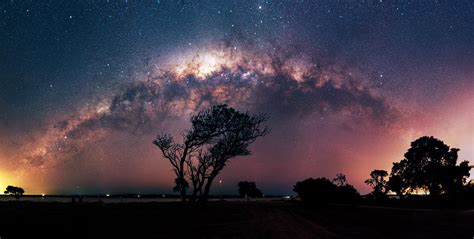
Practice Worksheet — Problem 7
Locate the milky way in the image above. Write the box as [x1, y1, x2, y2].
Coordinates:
[0, 1, 472, 194]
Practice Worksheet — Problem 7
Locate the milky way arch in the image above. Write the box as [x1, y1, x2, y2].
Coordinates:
[13, 41, 397, 193]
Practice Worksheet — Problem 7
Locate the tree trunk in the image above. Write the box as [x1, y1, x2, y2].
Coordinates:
[201, 176, 215, 203]
[180, 189, 186, 202]
[178, 171, 186, 202]
[190, 182, 202, 203]
[178, 146, 189, 202]
[428, 184, 440, 197]
[191, 179, 205, 203]
[396, 191, 404, 200]
[189, 181, 198, 202]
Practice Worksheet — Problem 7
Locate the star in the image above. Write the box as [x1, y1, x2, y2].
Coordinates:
[0, 0, 471, 197]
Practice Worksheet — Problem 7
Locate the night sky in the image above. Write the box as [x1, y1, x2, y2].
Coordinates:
[0, 1, 472, 195]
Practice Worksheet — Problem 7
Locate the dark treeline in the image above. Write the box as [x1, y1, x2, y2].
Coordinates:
[293, 174, 360, 205]
[4, 106, 472, 209]
[293, 136, 473, 208]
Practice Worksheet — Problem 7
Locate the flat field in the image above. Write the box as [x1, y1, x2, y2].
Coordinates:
[0, 201, 472, 239]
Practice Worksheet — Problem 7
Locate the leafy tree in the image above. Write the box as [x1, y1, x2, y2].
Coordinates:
[294, 178, 337, 204]
[4, 185, 24, 201]
[334, 184, 360, 203]
[387, 174, 405, 198]
[154, 105, 269, 202]
[463, 181, 474, 202]
[390, 136, 471, 196]
[365, 170, 388, 198]
[237, 181, 263, 198]
[333, 173, 347, 186]
[293, 176, 360, 205]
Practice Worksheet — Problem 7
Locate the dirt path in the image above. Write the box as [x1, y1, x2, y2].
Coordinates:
[199, 202, 337, 239]
[248, 205, 336, 239]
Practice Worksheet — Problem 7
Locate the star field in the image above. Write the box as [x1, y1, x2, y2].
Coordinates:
[0, 1, 472, 194]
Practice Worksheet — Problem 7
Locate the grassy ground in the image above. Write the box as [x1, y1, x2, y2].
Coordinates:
[0, 201, 472, 239]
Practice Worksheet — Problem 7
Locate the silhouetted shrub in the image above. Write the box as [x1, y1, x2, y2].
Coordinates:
[365, 169, 389, 199]
[4, 185, 25, 201]
[237, 181, 263, 198]
[334, 184, 360, 203]
[294, 177, 359, 205]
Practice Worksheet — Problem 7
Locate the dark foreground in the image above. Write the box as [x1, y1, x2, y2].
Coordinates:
[1, 201, 472, 239]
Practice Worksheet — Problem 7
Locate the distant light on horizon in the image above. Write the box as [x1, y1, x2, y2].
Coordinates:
[0, 1, 472, 196]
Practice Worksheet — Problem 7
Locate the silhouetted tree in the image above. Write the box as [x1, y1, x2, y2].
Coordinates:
[390, 136, 471, 196]
[294, 178, 337, 204]
[4, 185, 24, 201]
[463, 181, 474, 203]
[294, 176, 360, 205]
[189, 106, 269, 203]
[334, 183, 360, 203]
[387, 174, 405, 198]
[365, 170, 388, 198]
[154, 105, 269, 203]
[237, 181, 263, 198]
[153, 131, 202, 201]
[333, 173, 347, 186]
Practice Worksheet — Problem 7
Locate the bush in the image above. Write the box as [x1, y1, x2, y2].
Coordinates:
[293, 177, 359, 205]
